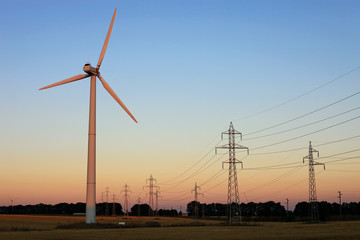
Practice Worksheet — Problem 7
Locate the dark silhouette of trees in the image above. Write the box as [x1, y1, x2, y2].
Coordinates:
[97, 202, 123, 216]
[130, 204, 151, 216]
[294, 201, 360, 221]
[158, 209, 178, 217]
[186, 201, 286, 219]
[294, 201, 309, 218]
[0, 202, 123, 215]
[1, 200, 359, 221]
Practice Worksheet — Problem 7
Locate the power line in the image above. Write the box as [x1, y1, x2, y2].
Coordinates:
[161, 191, 192, 202]
[242, 165, 304, 194]
[249, 170, 326, 202]
[323, 155, 360, 164]
[243, 161, 301, 170]
[327, 169, 360, 173]
[244, 149, 360, 170]
[251, 114, 360, 151]
[157, 125, 229, 184]
[161, 126, 249, 190]
[244, 106, 360, 141]
[161, 147, 359, 203]
[200, 160, 300, 196]
[251, 134, 360, 155]
[244, 91, 360, 137]
[199, 169, 226, 187]
[325, 162, 360, 165]
[161, 152, 227, 192]
[317, 149, 360, 160]
[202, 178, 228, 194]
[234, 65, 360, 122]
[159, 140, 222, 185]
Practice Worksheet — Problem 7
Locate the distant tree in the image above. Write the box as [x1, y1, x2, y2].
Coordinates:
[331, 202, 340, 216]
[214, 203, 226, 217]
[186, 201, 198, 216]
[158, 209, 178, 217]
[255, 201, 286, 217]
[318, 201, 332, 221]
[247, 202, 257, 216]
[342, 202, 360, 216]
[130, 204, 151, 216]
[294, 201, 310, 218]
[96, 203, 123, 216]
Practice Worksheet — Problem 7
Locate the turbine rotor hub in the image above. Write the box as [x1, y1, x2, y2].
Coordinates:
[83, 63, 98, 75]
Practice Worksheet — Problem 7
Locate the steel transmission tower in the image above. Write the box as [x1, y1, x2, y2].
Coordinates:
[338, 191, 342, 220]
[286, 198, 290, 213]
[191, 182, 203, 218]
[101, 192, 104, 217]
[121, 184, 131, 217]
[216, 122, 249, 224]
[155, 189, 162, 216]
[105, 187, 110, 216]
[144, 174, 159, 218]
[303, 141, 325, 222]
[137, 197, 141, 216]
[112, 194, 117, 217]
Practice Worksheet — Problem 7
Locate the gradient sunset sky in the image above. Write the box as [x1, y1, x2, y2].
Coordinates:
[1, 0, 360, 211]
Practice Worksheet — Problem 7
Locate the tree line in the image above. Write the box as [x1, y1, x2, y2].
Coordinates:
[1, 201, 359, 221]
[187, 201, 360, 221]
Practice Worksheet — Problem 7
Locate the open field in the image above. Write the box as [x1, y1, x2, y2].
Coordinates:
[1, 215, 360, 240]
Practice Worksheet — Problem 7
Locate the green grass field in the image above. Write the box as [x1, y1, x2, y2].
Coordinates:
[1, 215, 360, 240]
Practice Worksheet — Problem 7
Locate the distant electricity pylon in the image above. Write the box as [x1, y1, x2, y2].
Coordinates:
[191, 182, 203, 218]
[137, 197, 142, 216]
[216, 122, 249, 224]
[286, 198, 290, 213]
[8, 197, 15, 214]
[121, 184, 131, 217]
[112, 194, 117, 217]
[105, 187, 110, 216]
[144, 174, 159, 218]
[155, 189, 162, 216]
[303, 141, 325, 222]
[338, 191, 342, 220]
[101, 192, 104, 218]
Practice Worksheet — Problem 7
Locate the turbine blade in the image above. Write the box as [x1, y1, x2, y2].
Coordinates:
[97, 8, 117, 69]
[98, 75, 138, 123]
[39, 74, 89, 90]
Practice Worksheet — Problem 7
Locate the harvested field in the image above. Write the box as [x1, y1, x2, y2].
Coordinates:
[0, 215, 360, 240]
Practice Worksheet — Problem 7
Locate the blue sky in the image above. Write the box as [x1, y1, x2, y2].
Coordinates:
[1, 0, 360, 209]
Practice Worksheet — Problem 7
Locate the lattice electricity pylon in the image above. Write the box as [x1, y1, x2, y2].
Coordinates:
[144, 174, 159, 218]
[101, 192, 105, 217]
[105, 187, 110, 216]
[137, 197, 142, 216]
[303, 141, 325, 222]
[191, 182, 204, 218]
[338, 191, 342, 220]
[111, 194, 117, 217]
[121, 183, 131, 217]
[216, 122, 249, 224]
[155, 189, 162, 216]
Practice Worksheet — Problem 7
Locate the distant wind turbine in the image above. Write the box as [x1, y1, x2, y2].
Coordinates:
[39, 8, 137, 224]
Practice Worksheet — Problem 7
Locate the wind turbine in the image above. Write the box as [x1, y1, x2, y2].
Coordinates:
[39, 8, 137, 224]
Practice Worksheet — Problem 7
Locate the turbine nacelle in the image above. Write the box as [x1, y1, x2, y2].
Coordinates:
[83, 63, 98, 75]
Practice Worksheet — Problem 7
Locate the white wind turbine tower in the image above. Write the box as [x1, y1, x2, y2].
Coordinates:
[39, 8, 137, 224]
